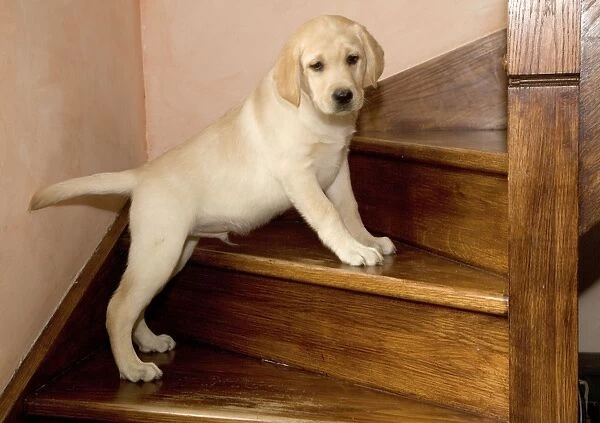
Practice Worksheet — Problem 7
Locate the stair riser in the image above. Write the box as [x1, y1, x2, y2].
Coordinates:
[350, 152, 508, 274]
[150, 266, 509, 420]
[357, 31, 507, 132]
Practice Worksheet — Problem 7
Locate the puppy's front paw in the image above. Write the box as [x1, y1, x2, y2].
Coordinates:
[119, 361, 163, 382]
[372, 236, 396, 255]
[337, 243, 383, 266]
[358, 235, 396, 256]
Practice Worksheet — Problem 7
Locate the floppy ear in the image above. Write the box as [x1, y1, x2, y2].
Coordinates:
[357, 25, 384, 88]
[273, 41, 301, 107]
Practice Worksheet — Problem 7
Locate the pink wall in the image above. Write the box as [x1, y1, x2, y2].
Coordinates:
[141, 0, 507, 158]
[0, 0, 146, 393]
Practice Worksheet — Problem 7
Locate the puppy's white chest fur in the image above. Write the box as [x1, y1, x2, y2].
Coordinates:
[312, 139, 348, 187]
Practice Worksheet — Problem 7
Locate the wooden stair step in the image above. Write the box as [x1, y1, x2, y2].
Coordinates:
[145, 220, 509, 419]
[352, 130, 507, 174]
[190, 219, 508, 315]
[349, 130, 508, 274]
[26, 343, 500, 423]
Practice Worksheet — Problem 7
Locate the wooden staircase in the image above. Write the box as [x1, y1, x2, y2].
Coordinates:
[22, 125, 510, 422]
[2, 2, 596, 422]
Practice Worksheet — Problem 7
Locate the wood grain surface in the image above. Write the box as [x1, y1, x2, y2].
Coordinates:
[350, 153, 508, 274]
[507, 0, 581, 75]
[27, 344, 501, 423]
[352, 130, 508, 174]
[120, 219, 507, 315]
[150, 267, 509, 420]
[508, 86, 579, 423]
[0, 205, 128, 423]
[579, 0, 600, 235]
[357, 30, 507, 132]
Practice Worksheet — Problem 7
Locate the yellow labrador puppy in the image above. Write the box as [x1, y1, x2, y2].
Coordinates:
[30, 15, 395, 382]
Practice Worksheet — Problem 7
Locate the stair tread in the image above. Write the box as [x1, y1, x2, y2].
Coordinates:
[352, 130, 507, 174]
[191, 220, 508, 315]
[26, 343, 500, 423]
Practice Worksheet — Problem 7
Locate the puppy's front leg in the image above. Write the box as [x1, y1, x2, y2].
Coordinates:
[282, 168, 383, 266]
[326, 158, 396, 256]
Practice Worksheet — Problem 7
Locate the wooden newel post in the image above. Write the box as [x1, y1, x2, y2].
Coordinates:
[507, 1, 580, 422]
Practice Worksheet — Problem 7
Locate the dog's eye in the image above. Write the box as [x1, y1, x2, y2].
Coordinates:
[309, 61, 324, 72]
[346, 54, 359, 65]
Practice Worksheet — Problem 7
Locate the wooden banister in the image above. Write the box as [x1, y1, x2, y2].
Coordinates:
[507, 1, 581, 421]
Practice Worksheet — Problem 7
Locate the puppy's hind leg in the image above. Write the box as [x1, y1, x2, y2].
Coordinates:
[133, 237, 199, 354]
[107, 204, 189, 382]
[133, 317, 176, 354]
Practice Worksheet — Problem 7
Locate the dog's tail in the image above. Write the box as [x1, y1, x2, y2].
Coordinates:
[29, 169, 139, 211]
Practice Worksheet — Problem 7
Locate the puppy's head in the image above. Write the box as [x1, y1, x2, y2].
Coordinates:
[273, 15, 384, 115]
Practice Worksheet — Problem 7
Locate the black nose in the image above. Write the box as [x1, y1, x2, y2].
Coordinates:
[332, 88, 353, 105]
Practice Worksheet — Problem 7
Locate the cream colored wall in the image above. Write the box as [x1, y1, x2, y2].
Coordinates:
[0, 0, 146, 394]
[140, 0, 507, 158]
